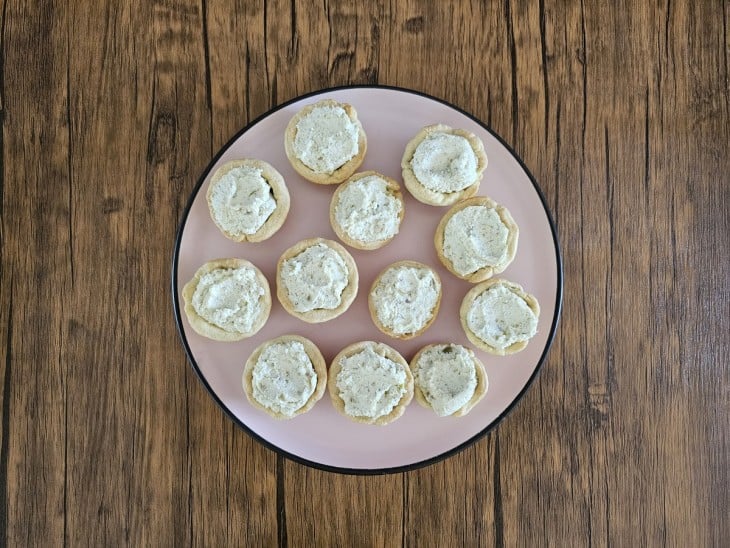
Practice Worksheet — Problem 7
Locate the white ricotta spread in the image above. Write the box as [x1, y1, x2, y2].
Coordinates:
[414, 345, 478, 416]
[411, 132, 478, 192]
[335, 346, 407, 418]
[334, 175, 402, 243]
[191, 267, 264, 333]
[443, 205, 510, 275]
[293, 105, 359, 173]
[209, 166, 276, 237]
[371, 265, 439, 335]
[251, 341, 317, 417]
[467, 285, 538, 349]
[280, 243, 349, 312]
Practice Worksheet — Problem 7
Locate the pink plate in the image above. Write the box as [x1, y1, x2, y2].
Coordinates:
[172, 86, 562, 473]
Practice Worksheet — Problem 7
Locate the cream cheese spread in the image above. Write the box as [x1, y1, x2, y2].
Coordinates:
[293, 105, 359, 173]
[251, 341, 317, 416]
[335, 346, 407, 418]
[467, 285, 538, 349]
[411, 132, 477, 192]
[371, 265, 439, 335]
[334, 175, 402, 243]
[209, 166, 276, 236]
[414, 345, 477, 416]
[443, 205, 510, 275]
[280, 243, 349, 312]
[191, 267, 264, 333]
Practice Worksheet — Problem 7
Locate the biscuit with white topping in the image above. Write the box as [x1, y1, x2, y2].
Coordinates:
[460, 279, 540, 355]
[206, 159, 289, 242]
[328, 341, 413, 425]
[411, 343, 488, 417]
[276, 237, 358, 323]
[329, 171, 404, 250]
[242, 335, 327, 419]
[435, 196, 518, 283]
[284, 99, 367, 185]
[182, 258, 271, 341]
[368, 260, 441, 340]
[401, 124, 487, 206]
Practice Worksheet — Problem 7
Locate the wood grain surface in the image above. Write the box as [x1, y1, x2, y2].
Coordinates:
[1, 1, 728, 545]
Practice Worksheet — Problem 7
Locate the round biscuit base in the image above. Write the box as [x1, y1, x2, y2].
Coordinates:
[328, 341, 414, 425]
[276, 237, 359, 323]
[206, 159, 290, 243]
[242, 334, 327, 420]
[182, 258, 271, 342]
[284, 99, 367, 185]
[459, 278, 541, 355]
[434, 195, 519, 283]
[410, 343, 488, 417]
[368, 260, 442, 340]
[401, 124, 488, 206]
[329, 170, 405, 250]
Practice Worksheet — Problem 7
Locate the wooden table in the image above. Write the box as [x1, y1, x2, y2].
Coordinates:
[2, 1, 727, 545]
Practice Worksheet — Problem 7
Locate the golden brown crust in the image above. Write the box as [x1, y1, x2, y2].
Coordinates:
[367, 260, 442, 340]
[401, 124, 488, 206]
[284, 99, 367, 185]
[276, 237, 359, 323]
[242, 334, 327, 419]
[205, 159, 290, 242]
[459, 278, 541, 355]
[434, 196, 519, 283]
[329, 171, 405, 250]
[410, 343, 488, 417]
[327, 341, 414, 425]
[181, 258, 271, 342]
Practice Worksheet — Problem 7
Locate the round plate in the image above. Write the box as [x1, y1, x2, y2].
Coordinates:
[172, 86, 563, 474]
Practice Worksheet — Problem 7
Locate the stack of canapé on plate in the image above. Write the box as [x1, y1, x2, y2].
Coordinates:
[183, 99, 540, 425]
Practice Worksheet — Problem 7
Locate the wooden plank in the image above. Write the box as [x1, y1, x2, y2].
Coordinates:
[284, 464, 404, 547]
[402, 439, 496, 546]
[1, 1, 70, 544]
[57, 0, 196, 544]
[647, 1, 729, 545]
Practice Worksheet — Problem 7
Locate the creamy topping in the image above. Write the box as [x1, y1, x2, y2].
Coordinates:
[251, 341, 317, 417]
[371, 265, 439, 335]
[191, 267, 264, 333]
[293, 105, 359, 173]
[335, 176, 402, 243]
[467, 285, 538, 349]
[443, 206, 510, 275]
[280, 243, 349, 312]
[411, 133, 478, 192]
[414, 345, 478, 416]
[335, 346, 407, 418]
[209, 166, 276, 236]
